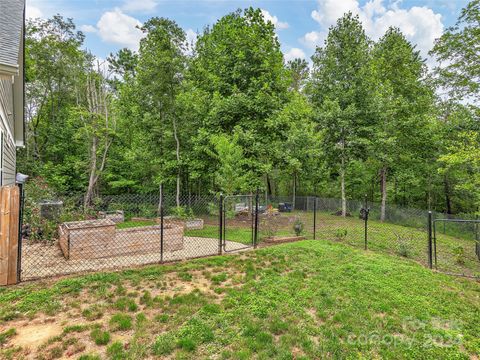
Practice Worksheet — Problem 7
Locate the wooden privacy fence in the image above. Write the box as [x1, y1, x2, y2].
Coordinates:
[0, 186, 20, 285]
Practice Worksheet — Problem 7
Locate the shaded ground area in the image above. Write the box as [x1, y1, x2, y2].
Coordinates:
[1, 240, 479, 359]
[21, 237, 247, 281]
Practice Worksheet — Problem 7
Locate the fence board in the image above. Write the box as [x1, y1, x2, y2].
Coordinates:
[0, 188, 6, 285]
[0, 186, 20, 286]
[7, 187, 19, 284]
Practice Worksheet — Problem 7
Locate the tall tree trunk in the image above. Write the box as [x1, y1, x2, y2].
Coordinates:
[84, 136, 98, 210]
[292, 172, 296, 210]
[380, 166, 387, 222]
[340, 155, 346, 217]
[444, 175, 452, 214]
[172, 117, 181, 207]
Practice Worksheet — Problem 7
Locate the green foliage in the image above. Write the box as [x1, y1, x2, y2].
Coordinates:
[0, 328, 16, 345]
[293, 218, 304, 236]
[106, 341, 126, 359]
[90, 328, 111, 345]
[335, 228, 348, 241]
[109, 314, 133, 331]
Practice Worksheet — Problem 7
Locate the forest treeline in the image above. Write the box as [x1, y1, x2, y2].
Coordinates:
[20, 2, 480, 216]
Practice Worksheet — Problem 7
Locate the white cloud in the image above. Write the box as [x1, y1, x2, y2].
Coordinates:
[305, 0, 443, 59]
[121, 0, 158, 13]
[300, 30, 326, 49]
[185, 28, 198, 55]
[26, 4, 43, 19]
[79, 25, 97, 33]
[284, 48, 306, 62]
[97, 8, 144, 51]
[261, 9, 289, 30]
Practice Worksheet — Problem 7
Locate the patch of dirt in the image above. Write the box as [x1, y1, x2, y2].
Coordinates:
[10, 322, 63, 349]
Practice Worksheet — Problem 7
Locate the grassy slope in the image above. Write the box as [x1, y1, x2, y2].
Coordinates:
[0, 240, 479, 359]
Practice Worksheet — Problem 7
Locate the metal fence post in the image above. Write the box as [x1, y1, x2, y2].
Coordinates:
[160, 183, 164, 263]
[313, 196, 317, 240]
[17, 182, 25, 283]
[219, 193, 223, 255]
[428, 211, 433, 269]
[364, 194, 368, 250]
[254, 189, 259, 249]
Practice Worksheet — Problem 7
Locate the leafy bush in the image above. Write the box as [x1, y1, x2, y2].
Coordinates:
[453, 246, 466, 265]
[293, 218, 304, 236]
[109, 313, 133, 331]
[171, 206, 195, 220]
[335, 228, 348, 241]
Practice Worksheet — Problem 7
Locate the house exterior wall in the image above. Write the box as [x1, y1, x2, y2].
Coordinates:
[0, 74, 17, 186]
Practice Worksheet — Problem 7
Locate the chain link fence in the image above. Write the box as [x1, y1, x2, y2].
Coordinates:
[18, 191, 479, 281]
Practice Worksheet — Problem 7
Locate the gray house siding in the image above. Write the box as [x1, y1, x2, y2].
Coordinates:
[0, 75, 17, 186]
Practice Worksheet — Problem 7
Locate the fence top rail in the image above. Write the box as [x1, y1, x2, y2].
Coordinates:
[433, 219, 480, 224]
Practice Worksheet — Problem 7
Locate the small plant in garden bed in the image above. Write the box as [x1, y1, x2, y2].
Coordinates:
[293, 218, 304, 236]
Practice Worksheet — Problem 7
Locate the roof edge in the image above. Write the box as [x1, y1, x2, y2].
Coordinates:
[0, 63, 19, 76]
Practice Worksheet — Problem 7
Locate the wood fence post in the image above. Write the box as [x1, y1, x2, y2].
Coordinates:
[0, 186, 20, 286]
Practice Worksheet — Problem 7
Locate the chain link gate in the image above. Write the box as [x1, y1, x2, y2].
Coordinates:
[220, 194, 259, 253]
[432, 217, 480, 278]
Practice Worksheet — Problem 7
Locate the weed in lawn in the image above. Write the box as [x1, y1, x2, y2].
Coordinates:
[113, 297, 138, 312]
[152, 333, 176, 356]
[90, 328, 110, 345]
[136, 312, 147, 326]
[177, 337, 197, 352]
[453, 246, 466, 265]
[63, 324, 89, 334]
[154, 314, 169, 323]
[178, 271, 193, 281]
[109, 314, 133, 331]
[0, 328, 16, 345]
[139, 291, 153, 306]
[107, 341, 126, 359]
[269, 318, 289, 335]
[78, 354, 101, 360]
[211, 273, 228, 285]
[82, 304, 104, 321]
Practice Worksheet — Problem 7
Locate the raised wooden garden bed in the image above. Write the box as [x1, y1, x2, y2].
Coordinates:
[59, 219, 184, 260]
[263, 235, 306, 244]
[98, 210, 125, 223]
[158, 217, 204, 230]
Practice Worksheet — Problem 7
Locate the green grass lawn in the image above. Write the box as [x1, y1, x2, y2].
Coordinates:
[1, 240, 479, 359]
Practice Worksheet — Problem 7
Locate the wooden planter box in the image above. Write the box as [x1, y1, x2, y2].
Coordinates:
[158, 217, 204, 230]
[59, 219, 184, 260]
[98, 210, 125, 223]
[59, 219, 116, 260]
[185, 219, 204, 230]
[263, 235, 305, 244]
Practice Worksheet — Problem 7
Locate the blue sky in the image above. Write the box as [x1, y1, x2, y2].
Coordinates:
[26, 0, 469, 63]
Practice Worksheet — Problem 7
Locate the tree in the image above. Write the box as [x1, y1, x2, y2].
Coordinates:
[310, 13, 372, 216]
[79, 59, 116, 208]
[286, 58, 309, 92]
[190, 8, 288, 192]
[136, 18, 187, 206]
[370, 27, 434, 220]
[430, 0, 480, 105]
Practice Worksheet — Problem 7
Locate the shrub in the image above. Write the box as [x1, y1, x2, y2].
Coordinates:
[335, 228, 348, 241]
[293, 218, 304, 236]
[453, 246, 466, 265]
